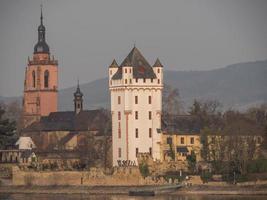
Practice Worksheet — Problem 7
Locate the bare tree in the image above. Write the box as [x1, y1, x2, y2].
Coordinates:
[163, 85, 184, 116]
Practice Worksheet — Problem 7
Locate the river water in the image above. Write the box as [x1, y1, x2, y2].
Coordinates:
[0, 194, 267, 200]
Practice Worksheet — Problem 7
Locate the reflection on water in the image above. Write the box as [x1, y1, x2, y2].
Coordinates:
[0, 194, 267, 200]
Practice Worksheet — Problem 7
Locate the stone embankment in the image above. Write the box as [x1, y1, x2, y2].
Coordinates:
[11, 166, 168, 186]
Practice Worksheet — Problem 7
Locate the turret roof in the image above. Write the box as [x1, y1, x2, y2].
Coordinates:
[153, 58, 163, 68]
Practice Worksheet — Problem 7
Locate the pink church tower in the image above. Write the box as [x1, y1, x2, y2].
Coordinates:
[23, 7, 58, 127]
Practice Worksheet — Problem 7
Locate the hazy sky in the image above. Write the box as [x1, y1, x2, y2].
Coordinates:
[0, 0, 267, 97]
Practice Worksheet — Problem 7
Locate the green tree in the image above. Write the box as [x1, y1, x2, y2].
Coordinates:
[186, 151, 197, 173]
[0, 106, 17, 149]
[200, 127, 211, 162]
[139, 162, 150, 178]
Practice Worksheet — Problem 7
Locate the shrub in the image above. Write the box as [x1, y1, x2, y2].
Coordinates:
[139, 163, 149, 178]
[200, 170, 212, 183]
[248, 159, 267, 173]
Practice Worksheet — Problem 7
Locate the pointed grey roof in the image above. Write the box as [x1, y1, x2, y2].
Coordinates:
[112, 47, 157, 80]
[120, 47, 151, 68]
[74, 81, 83, 98]
[153, 58, 163, 68]
[109, 59, 119, 68]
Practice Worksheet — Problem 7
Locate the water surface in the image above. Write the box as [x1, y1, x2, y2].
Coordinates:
[1, 194, 267, 200]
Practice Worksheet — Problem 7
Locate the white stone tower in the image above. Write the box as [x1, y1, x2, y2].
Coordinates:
[109, 47, 163, 166]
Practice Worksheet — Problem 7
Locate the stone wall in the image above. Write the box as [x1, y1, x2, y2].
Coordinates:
[12, 166, 161, 186]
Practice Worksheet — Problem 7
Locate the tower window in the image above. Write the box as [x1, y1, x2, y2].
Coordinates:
[135, 128, 139, 138]
[151, 78, 153, 83]
[125, 79, 127, 84]
[118, 96, 121, 104]
[130, 79, 132, 84]
[125, 68, 127, 73]
[118, 111, 121, 120]
[44, 70, 49, 88]
[149, 128, 152, 138]
[118, 122, 121, 138]
[158, 69, 160, 73]
[158, 79, 160, 84]
[143, 78, 146, 83]
[32, 71, 36, 88]
[149, 147, 152, 155]
[129, 69, 131, 73]
[135, 111, 138, 120]
[110, 70, 112, 75]
[149, 111, 152, 120]
[136, 78, 138, 83]
[148, 96, 152, 104]
[135, 96, 138, 104]
[118, 148, 122, 158]
[136, 148, 139, 157]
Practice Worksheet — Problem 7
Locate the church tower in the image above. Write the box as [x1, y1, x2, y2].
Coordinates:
[23, 7, 58, 127]
[109, 47, 163, 166]
[74, 81, 83, 114]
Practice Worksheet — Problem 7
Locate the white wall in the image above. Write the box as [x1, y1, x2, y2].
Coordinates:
[109, 65, 163, 166]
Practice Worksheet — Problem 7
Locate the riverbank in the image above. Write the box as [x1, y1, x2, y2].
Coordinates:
[1, 184, 267, 195]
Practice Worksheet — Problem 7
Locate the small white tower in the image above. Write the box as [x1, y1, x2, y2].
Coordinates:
[109, 47, 163, 166]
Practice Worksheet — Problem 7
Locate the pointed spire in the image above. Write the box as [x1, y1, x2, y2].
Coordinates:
[40, 4, 43, 25]
[153, 58, 163, 68]
[109, 59, 119, 68]
[74, 78, 82, 96]
[34, 3, 50, 54]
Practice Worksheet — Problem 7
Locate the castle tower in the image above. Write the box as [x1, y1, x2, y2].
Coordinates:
[109, 47, 163, 166]
[23, 6, 58, 127]
[74, 81, 83, 114]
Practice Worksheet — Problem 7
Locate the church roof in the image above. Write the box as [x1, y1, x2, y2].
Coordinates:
[22, 109, 110, 132]
[112, 47, 157, 80]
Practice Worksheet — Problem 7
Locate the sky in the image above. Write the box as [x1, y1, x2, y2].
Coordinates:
[0, 0, 267, 97]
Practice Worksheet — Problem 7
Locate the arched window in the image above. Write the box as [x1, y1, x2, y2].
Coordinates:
[32, 71, 36, 88]
[44, 70, 49, 88]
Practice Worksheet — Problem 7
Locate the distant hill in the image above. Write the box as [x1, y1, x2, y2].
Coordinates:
[1, 60, 267, 111]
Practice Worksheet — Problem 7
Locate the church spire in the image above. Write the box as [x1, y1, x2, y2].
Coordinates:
[40, 4, 43, 25]
[34, 4, 50, 54]
[74, 80, 83, 114]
